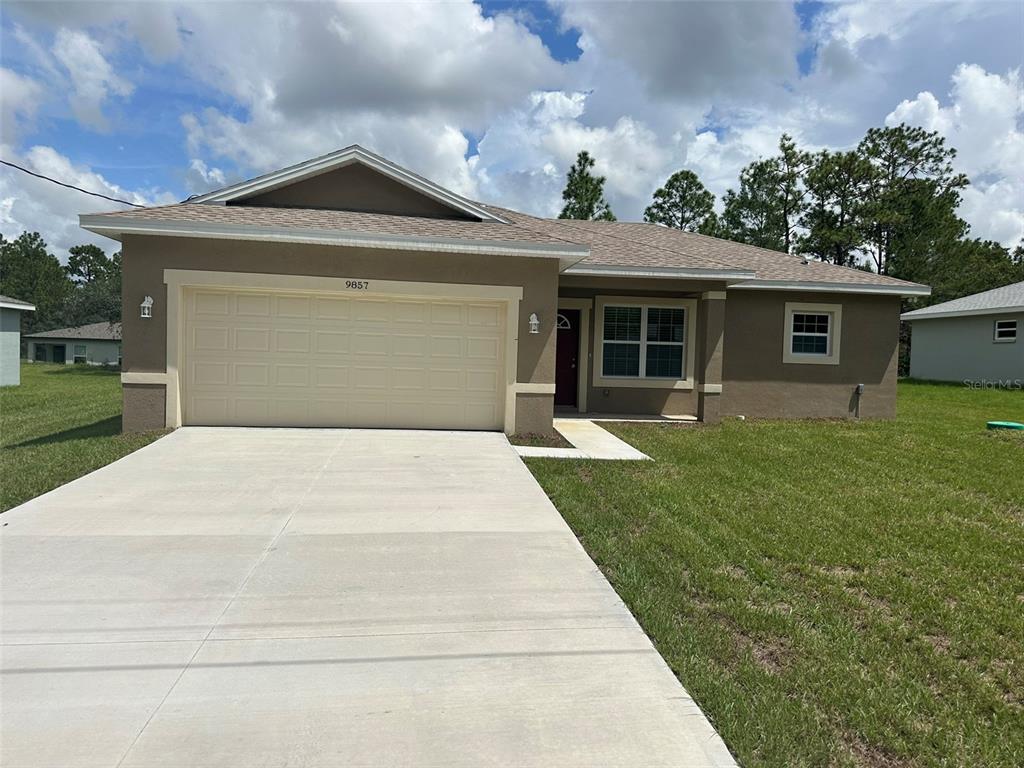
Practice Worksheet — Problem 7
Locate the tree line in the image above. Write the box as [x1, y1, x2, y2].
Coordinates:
[0, 233, 121, 335]
[558, 124, 1024, 306]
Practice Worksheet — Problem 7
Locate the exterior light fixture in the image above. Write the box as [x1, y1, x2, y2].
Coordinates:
[528, 313, 540, 334]
[140, 296, 154, 318]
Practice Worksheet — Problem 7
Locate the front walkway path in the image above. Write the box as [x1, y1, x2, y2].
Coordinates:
[1, 427, 733, 767]
[514, 418, 652, 460]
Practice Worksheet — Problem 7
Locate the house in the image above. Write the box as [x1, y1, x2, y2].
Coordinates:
[1, 295, 36, 386]
[79, 146, 930, 434]
[24, 322, 122, 367]
[902, 281, 1023, 383]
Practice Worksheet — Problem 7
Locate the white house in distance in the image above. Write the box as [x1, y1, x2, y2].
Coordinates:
[1, 295, 36, 386]
[902, 281, 1023, 383]
[24, 322, 122, 367]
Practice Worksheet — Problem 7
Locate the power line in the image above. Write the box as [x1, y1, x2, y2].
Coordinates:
[0, 158, 145, 207]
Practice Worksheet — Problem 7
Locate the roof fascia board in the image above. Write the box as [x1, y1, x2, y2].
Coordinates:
[563, 264, 755, 280]
[732, 279, 931, 297]
[188, 147, 507, 224]
[0, 300, 36, 311]
[902, 305, 1024, 320]
[79, 216, 590, 267]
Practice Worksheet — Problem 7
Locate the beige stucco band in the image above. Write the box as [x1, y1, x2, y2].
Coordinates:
[162, 269, 525, 433]
[697, 383, 723, 394]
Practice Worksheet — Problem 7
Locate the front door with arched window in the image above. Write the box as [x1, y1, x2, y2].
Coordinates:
[555, 309, 580, 408]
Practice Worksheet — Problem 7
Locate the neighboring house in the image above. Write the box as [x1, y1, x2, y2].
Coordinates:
[902, 281, 1023, 383]
[24, 322, 122, 367]
[0, 295, 36, 386]
[79, 145, 930, 434]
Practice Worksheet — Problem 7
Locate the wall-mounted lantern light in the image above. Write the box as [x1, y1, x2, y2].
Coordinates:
[140, 295, 154, 318]
[528, 313, 540, 334]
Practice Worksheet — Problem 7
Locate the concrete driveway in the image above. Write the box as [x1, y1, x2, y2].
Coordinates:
[1, 428, 735, 767]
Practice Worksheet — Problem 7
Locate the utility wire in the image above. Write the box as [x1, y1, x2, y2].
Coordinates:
[0, 158, 145, 207]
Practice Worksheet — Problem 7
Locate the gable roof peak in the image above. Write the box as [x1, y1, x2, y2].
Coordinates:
[187, 145, 506, 223]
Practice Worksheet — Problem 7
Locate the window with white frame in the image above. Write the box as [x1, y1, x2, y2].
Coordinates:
[783, 302, 842, 365]
[993, 319, 1018, 342]
[73, 344, 87, 364]
[600, 302, 687, 380]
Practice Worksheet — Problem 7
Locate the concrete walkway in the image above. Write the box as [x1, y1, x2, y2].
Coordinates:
[513, 418, 651, 460]
[1, 428, 734, 767]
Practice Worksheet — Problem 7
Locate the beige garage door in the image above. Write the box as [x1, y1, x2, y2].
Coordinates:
[182, 287, 506, 430]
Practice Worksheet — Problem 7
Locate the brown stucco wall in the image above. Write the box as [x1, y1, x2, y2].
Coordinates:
[515, 393, 555, 434]
[120, 235, 558, 433]
[721, 290, 900, 419]
[235, 163, 474, 219]
[557, 279, 727, 417]
[123, 384, 166, 431]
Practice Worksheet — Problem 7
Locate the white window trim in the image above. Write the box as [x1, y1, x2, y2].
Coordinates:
[993, 319, 1018, 343]
[593, 296, 696, 390]
[783, 302, 843, 366]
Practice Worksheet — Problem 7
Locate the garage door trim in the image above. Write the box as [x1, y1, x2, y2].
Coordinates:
[162, 269, 524, 432]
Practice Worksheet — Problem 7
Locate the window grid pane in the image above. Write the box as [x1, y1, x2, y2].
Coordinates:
[646, 307, 685, 343]
[792, 313, 830, 334]
[791, 335, 828, 355]
[646, 344, 683, 378]
[994, 320, 1017, 340]
[602, 342, 640, 376]
[603, 306, 641, 342]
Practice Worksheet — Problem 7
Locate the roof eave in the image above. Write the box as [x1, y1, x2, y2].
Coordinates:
[902, 304, 1024, 320]
[562, 264, 756, 281]
[0, 300, 36, 311]
[733, 279, 931, 297]
[79, 215, 590, 268]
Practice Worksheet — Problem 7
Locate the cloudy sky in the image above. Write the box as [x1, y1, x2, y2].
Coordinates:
[1, 0, 1021, 259]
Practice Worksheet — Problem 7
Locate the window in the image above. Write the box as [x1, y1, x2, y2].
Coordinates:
[73, 344, 87, 364]
[783, 302, 842, 365]
[595, 297, 695, 388]
[33, 344, 46, 362]
[994, 319, 1018, 343]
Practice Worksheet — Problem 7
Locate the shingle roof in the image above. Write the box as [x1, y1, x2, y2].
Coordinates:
[82, 203, 586, 253]
[24, 321, 122, 341]
[81, 166, 930, 294]
[0, 295, 35, 311]
[902, 281, 1024, 320]
[493, 208, 926, 291]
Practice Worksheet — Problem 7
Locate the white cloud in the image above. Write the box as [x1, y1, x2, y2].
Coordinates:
[50, 28, 134, 131]
[886, 64, 1024, 245]
[0, 67, 44, 139]
[0, 144, 176, 256]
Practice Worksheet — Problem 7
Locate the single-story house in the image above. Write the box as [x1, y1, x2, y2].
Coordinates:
[1, 295, 36, 386]
[24, 322, 122, 367]
[902, 281, 1023, 383]
[79, 145, 930, 434]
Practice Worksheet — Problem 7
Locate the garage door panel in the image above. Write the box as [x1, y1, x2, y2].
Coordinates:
[183, 287, 505, 430]
[235, 293, 271, 316]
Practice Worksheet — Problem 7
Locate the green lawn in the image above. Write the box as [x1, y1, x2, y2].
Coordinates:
[527, 381, 1024, 768]
[1, 363, 166, 512]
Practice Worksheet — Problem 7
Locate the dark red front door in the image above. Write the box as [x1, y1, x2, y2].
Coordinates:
[555, 309, 580, 408]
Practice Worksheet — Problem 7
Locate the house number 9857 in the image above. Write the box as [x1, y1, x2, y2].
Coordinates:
[345, 280, 369, 290]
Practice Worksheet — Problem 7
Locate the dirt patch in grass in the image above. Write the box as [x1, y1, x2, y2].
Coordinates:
[508, 431, 573, 448]
[841, 733, 910, 768]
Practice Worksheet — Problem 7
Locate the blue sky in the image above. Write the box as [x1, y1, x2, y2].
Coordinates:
[1, 1, 1021, 257]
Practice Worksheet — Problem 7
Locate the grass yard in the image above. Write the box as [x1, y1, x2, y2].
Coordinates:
[527, 381, 1023, 768]
[1, 363, 166, 512]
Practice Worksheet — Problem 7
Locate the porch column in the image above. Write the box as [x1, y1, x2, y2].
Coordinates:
[696, 291, 726, 424]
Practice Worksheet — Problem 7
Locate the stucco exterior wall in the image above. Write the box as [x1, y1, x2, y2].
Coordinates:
[908, 312, 1023, 383]
[557, 278, 729, 417]
[721, 290, 900, 419]
[120, 235, 558, 434]
[1, 307, 22, 386]
[235, 163, 472, 219]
